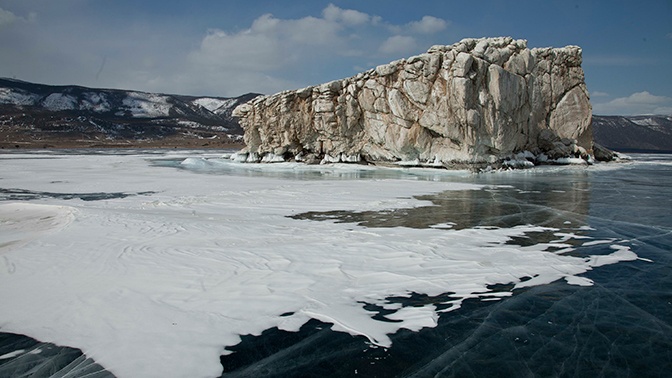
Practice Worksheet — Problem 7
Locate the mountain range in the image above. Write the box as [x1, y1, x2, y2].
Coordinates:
[0, 78, 259, 148]
[1, 78, 670, 152]
[592, 115, 672, 153]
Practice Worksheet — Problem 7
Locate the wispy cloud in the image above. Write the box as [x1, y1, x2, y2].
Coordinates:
[592, 91, 672, 116]
[407, 16, 449, 34]
[322, 3, 370, 26]
[0, 7, 18, 26]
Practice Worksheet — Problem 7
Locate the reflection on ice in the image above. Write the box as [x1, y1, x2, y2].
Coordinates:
[170, 155, 474, 181]
[0, 150, 669, 378]
[290, 183, 591, 231]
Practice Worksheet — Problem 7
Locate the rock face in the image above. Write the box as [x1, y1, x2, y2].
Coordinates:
[233, 37, 593, 165]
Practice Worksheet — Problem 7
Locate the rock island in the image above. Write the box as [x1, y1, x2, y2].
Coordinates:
[233, 37, 600, 167]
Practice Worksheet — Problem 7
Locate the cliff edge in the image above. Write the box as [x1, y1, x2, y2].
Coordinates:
[233, 37, 595, 166]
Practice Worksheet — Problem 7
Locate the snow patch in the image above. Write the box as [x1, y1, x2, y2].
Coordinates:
[41, 93, 77, 111]
[80, 92, 111, 113]
[630, 117, 658, 127]
[192, 97, 236, 113]
[0, 88, 40, 105]
[122, 92, 171, 118]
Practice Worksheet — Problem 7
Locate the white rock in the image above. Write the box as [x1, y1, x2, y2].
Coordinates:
[234, 37, 593, 166]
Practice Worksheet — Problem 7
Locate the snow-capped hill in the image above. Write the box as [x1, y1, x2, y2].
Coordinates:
[0, 78, 261, 148]
[0, 86, 41, 106]
[592, 115, 672, 152]
[192, 97, 237, 114]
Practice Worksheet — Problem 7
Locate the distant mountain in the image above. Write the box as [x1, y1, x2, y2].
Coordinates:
[592, 115, 672, 153]
[0, 78, 260, 148]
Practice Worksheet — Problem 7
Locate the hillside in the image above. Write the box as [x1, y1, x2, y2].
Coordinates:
[0, 78, 259, 148]
[592, 115, 672, 153]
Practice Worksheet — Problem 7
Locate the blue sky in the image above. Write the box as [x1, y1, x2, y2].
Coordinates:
[0, 0, 670, 115]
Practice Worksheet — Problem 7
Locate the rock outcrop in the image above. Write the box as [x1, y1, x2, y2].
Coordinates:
[233, 37, 594, 166]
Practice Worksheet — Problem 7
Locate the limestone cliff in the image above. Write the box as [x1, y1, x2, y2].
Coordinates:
[233, 37, 594, 165]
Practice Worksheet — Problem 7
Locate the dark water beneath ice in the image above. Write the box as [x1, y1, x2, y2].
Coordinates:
[0, 188, 156, 202]
[1, 153, 671, 377]
[0, 333, 112, 377]
[218, 155, 672, 377]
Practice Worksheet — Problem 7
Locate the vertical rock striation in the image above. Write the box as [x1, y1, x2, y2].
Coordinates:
[233, 37, 594, 165]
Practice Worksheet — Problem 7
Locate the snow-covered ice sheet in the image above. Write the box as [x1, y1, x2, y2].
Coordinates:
[0, 151, 640, 378]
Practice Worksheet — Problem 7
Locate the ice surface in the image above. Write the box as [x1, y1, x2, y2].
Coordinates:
[0, 151, 663, 378]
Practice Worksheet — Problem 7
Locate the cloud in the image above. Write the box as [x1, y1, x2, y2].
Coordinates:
[0, 2, 454, 97]
[592, 91, 672, 115]
[407, 16, 448, 34]
[322, 3, 370, 25]
[0, 6, 34, 27]
[185, 11, 352, 95]
[0, 7, 18, 26]
[184, 6, 452, 95]
[379, 35, 417, 55]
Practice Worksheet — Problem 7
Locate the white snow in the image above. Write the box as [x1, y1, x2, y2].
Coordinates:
[192, 97, 236, 113]
[0, 88, 40, 106]
[0, 151, 638, 378]
[41, 93, 77, 111]
[80, 92, 111, 113]
[122, 92, 171, 118]
[0, 202, 75, 253]
[630, 117, 658, 127]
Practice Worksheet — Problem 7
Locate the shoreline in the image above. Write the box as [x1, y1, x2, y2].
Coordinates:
[0, 140, 246, 150]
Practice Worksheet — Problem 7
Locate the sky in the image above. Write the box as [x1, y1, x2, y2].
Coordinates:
[0, 0, 671, 115]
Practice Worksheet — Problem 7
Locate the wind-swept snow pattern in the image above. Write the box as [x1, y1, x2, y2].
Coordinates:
[0, 151, 662, 378]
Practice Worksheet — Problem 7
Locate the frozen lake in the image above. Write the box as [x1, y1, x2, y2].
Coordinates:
[0, 150, 670, 377]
